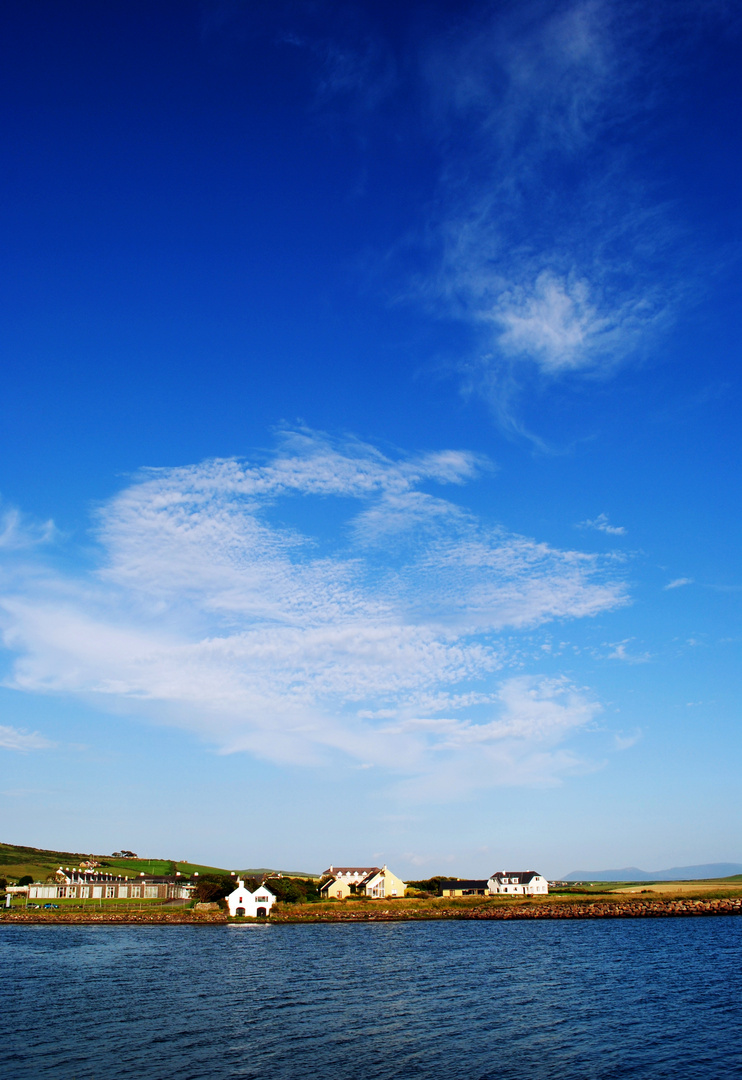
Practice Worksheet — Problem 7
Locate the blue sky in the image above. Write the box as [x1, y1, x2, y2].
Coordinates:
[0, 0, 740, 878]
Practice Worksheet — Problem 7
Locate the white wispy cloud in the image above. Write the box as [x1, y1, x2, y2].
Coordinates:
[613, 728, 641, 751]
[578, 513, 626, 536]
[665, 577, 693, 590]
[210, 1, 727, 440]
[408, 0, 709, 432]
[606, 639, 650, 664]
[0, 506, 56, 550]
[390, 674, 602, 800]
[494, 272, 611, 372]
[0, 431, 627, 787]
[0, 724, 54, 752]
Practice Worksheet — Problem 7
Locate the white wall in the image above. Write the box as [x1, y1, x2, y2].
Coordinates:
[226, 880, 276, 917]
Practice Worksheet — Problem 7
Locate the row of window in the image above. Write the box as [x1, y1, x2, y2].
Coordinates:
[56, 884, 162, 899]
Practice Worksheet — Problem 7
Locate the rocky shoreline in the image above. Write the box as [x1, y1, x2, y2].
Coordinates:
[2, 896, 741, 925]
[274, 898, 742, 922]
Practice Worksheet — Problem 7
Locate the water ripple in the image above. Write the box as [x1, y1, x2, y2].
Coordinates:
[1, 919, 741, 1079]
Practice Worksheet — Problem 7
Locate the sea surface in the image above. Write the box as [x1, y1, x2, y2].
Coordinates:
[2, 918, 741, 1079]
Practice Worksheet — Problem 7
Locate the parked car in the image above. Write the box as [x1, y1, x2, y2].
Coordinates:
[42, 903, 59, 909]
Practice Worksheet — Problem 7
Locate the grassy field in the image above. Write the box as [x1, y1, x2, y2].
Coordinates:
[0, 841, 96, 883]
[105, 857, 234, 877]
[552, 878, 742, 896]
[0, 841, 235, 882]
[0, 840, 319, 883]
[611, 879, 742, 895]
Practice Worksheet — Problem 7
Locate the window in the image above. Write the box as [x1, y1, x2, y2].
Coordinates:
[131, 886, 141, 898]
[106, 886, 116, 898]
[144, 886, 158, 898]
[80, 886, 90, 898]
[118, 886, 128, 898]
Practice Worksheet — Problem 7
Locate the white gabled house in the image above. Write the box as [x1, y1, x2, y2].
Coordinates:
[226, 880, 276, 918]
[487, 871, 549, 896]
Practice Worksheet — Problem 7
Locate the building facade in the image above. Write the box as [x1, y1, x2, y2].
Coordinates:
[319, 865, 406, 900]
[225, 881, 276, 917]
[439, 879, 489, 897]
[487, 871, 549, 895]
[28, 869, 195, 901]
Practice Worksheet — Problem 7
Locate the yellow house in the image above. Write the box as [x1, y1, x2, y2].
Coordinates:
[320, 865, 406, 900]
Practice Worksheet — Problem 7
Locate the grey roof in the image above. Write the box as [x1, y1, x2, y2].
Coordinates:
[490, 871, 542, 883]
[440, 880, 488, 890]
[322, 867, 379, 877]
[320, 867, 381, 892]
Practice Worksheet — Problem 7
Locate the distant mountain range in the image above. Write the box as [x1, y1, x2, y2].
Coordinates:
[563, 863, 742, 882]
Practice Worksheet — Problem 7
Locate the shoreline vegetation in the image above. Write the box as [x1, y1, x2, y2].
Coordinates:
[3, 893, 742, 925]
[3, 842, 741, 925]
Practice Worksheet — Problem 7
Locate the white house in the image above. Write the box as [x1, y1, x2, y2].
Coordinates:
[487, 871, 549, 896]
[226, 880, 276, 918]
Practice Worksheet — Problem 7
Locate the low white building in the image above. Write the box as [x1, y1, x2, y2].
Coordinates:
[27, 869, 194, 901]
[226, 880, 276, 918]
[488, 871, 549, 896]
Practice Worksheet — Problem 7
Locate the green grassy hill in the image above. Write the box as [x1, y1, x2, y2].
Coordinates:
[0, 841, 233, 882]
[0, 841, 95, 883]
[0, 841, 319, 884]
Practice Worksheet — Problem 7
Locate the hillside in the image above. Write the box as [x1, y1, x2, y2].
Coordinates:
[0, 842, 319, 883]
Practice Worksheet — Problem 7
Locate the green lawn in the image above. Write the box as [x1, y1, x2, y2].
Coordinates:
[0, 841, 233, 883]
[0, 841, 96, 883]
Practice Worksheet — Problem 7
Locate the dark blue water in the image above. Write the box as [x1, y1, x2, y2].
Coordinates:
[2, 918, 741, 1079]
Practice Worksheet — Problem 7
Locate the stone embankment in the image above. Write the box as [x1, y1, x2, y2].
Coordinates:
[0, 910, 228, 925]
[272, 897, 742, 923]
[2, 897, 740, 925]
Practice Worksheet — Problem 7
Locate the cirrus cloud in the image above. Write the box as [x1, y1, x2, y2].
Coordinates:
[0, 430, 627, 789]
[0, 724, 54, 752]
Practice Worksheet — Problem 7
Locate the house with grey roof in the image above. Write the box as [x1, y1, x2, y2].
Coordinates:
[487, 871, 548, 895]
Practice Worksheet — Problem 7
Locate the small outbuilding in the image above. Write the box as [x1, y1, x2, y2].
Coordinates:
[439, 879, 489, 897]
[226, 880, 276, 918]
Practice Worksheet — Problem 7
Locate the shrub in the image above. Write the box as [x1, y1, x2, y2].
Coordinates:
[265, 877, 322, 904]
[406, 876, 459, 897]
[194, 875, 235, 903]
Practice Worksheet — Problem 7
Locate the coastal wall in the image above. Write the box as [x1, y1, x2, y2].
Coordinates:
[2, 896, 741, 925]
